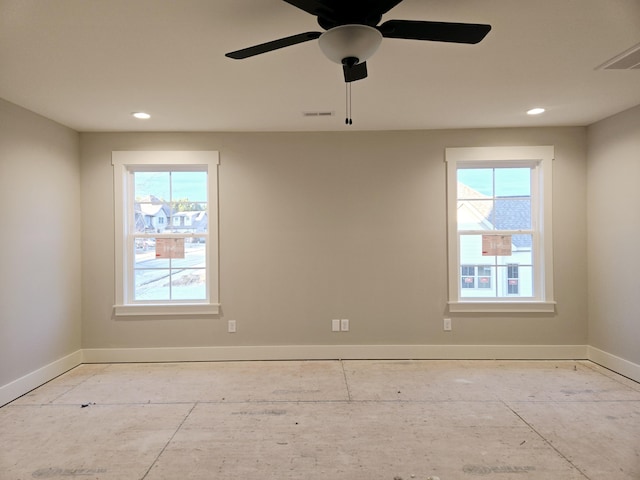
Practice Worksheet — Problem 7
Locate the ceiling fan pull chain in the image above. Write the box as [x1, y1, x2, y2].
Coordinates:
[349, 82, 353, 125]
[345, 82, 353, 125]
[345, 83, 350, 125]
[345, 83, 348, 124]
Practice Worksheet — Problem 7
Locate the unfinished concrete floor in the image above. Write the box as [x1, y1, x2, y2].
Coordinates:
[1, 360, 639, 480]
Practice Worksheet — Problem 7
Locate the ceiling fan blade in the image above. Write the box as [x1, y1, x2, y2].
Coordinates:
[343, 61, 368, 83]
[282, 0, 337, 18]
[378, 20, 491, 44]
[225, 31, 321, 59]
[371, 0, 404, 16]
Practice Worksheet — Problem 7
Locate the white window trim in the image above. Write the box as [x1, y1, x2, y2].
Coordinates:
[445, 146, 555, 313]
[112, 151, 220, 317]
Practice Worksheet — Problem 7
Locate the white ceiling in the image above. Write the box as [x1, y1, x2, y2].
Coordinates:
[1, 0, 639, 132]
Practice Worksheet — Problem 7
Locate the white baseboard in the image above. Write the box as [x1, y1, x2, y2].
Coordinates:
[0, 350, 83, 407]
[9, 345, 640, 408]
[82, 344, 588, 363]
[587, 346, 640, 383]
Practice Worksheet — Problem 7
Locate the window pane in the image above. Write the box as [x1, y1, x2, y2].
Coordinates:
[460, 235, 484, 264]
[135, 172, 170, 201]
[495, 168, 530, 197]
[458, 169, 493, 196]
[171, 171, 207, 202]
[493, 198, 532, 230]
[517, 266, 533, 296]
[511, 234, 533, 251]
[135, 269, 170, 301]
[170, 269, 206, 300]
[133, 238, 207, 301]
[457, 200, 494, 231]
[135, 240, 169, 268]
[171, 239, 207, 268]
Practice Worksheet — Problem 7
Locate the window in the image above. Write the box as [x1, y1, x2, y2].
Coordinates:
[461, 265, 476, 288]
[112, 151, 220, 316]
[461, 265, 492, 289]
[507, 264, 519, 295]
[446, 146, 555, 312]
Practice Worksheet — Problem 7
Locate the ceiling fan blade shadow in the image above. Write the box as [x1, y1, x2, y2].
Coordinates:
[378, 20, 491, 44]
[226, 32, 322, 59]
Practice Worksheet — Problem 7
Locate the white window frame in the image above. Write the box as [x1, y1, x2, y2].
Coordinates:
[445, 146, 555, 313]
[112, 151, 220, 316]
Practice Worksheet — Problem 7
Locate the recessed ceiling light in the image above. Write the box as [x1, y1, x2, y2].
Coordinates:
[526, 108, 545, 116]
[132, 112, 151, 119]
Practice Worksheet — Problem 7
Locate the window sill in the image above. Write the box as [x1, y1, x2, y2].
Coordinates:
[113, 303, 220, 317]
[448, 301, 556, 313]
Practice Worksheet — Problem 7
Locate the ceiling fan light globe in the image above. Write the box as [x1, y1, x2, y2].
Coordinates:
[318, 24, 383, 64]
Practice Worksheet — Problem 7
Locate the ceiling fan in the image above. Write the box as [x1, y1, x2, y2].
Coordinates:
[225, 0, 492, 83]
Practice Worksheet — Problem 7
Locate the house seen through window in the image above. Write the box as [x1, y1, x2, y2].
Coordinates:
[457, 166, 532, 298]
[133, 171, 208, 301]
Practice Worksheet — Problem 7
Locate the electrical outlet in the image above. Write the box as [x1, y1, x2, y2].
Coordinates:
[332, 319, 341, 332]
[228, 319, 237, 333]
[443, 318, 452, 331]
[340, 318, 349, 332]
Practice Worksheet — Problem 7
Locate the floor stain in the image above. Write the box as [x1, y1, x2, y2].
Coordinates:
[463, 464, 536, 475]
[32, 467, 108, 478]
[231, 409, 287, 416]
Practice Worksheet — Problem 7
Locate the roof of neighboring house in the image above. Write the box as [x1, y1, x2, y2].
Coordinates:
[458, 183, 493, 226]
[172, 211, 206, 220]
[493, 199, 532, 248]
[458, 182, 532, 248]
[137, 203, 167, 216]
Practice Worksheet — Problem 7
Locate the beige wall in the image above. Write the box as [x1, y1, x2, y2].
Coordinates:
[0, 99, 81, 389]
[587, 104, 640, 365]
[80, 127, 587, 351]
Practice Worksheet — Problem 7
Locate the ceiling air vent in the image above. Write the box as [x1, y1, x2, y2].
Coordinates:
[303, 111, 335, 117]
[597, 42, 640, 70]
